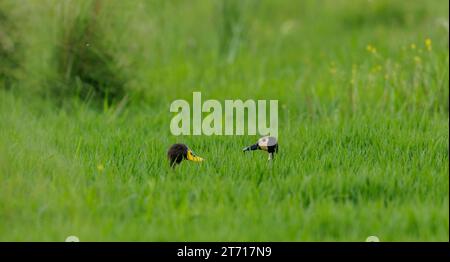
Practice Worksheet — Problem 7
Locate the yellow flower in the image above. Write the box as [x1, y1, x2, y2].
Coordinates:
[371, 65, 382, 73]
[97, 164, 104, 172]
[414, 56, 421, 64]
[366, 44, 377, 54]
[425, 38, 432, 51]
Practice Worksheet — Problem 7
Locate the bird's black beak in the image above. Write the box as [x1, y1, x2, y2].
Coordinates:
[243, 143, 259, 152]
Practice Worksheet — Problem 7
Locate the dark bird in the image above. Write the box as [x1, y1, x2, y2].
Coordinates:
[243, 136, 278, 160]
[167, 143, 204, 167]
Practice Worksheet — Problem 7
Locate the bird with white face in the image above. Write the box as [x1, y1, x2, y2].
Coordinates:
[243, 136, 279, 160]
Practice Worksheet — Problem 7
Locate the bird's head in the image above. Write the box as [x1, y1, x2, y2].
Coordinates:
[167, 143, 204, 167]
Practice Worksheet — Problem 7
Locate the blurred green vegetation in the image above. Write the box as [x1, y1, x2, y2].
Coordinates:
[0, 0, 448, 241]
[0, 0, 448, 112]
[52, 0, 127, 104]
[0, 0, 22, 89]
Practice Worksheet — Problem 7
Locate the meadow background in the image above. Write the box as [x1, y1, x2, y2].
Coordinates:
[0, 0, 448, 241]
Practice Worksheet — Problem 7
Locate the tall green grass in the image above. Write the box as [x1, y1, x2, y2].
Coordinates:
[0, 0, 448, 241]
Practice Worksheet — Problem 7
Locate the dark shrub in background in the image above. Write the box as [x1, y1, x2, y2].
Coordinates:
[0, 2, 21, 89]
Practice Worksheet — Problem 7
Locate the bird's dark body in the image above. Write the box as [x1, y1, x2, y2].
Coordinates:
[167, 143, 188, 167]
[264, 136, 278, 153]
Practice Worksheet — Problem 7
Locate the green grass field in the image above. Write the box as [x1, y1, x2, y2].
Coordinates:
[0, 0, 448, 241]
